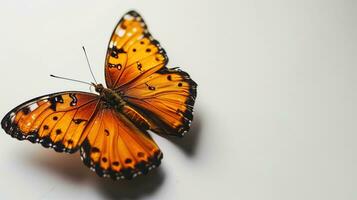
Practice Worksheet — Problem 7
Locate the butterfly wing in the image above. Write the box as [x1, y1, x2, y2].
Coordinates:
[122, 68, 197, 136]
[80, 106, 162, 180]
[104, 10, 197, 137]
[1, 92, 101, 153]
[104, 10, 168, 90]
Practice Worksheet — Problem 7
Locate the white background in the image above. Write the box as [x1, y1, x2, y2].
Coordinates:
[0, 0, 356, 199]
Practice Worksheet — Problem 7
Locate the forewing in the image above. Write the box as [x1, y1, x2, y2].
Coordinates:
[1, 92, 100, 153]
[105, 10, 168, 89]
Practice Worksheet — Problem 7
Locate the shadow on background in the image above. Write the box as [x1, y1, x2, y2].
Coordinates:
[165, 112, 202, 157]
[22, 150, 165, 200]
[96, 169, 165, 200]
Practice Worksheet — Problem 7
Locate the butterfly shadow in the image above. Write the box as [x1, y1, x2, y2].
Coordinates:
[95, 169, 165, 200]
[164, 111, 202, 157]
[22, 148, 165, 200]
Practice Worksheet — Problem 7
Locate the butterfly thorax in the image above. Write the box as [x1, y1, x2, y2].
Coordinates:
[94, 83, 126, 109]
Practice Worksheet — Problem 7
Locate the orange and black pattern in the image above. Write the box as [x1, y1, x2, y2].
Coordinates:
[80, 106, 162, 179]
[123, 68, 197, 136]
[105, 11, 168, 90]
[105, 11, 197, 137]
[1, 10, 197, 180]
[1, 92, 100, 153]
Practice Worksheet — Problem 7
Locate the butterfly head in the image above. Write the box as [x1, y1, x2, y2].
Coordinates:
[94, 83, 104, 94]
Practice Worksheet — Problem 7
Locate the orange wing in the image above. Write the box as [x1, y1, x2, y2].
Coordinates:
[1, 92, 100, 153]
[104, 10, 197, 137]
[122, 68, 197, 136]
[80, 106, 162, 180]
[104, 10, 168, 90]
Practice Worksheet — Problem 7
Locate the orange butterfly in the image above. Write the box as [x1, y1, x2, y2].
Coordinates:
[1, 11, 197, 180]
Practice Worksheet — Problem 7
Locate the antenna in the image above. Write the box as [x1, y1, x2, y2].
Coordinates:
[50, 74, 93, 86]
[82, 46, 98, 84]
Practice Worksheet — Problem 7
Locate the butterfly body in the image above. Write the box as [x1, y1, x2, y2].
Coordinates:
[2, 10, 197, 180]
[94, 83, 126, 109]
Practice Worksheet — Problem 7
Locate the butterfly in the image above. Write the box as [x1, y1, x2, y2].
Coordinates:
[1, 10, 197, 180]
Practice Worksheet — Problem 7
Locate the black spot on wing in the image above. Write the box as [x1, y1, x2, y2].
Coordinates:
[48, 95, 64, 111]
[69, 93, 78, 106]
[110, 46, 125, 58]
[73, 119, 86, 124]
[22, 107, 31, 115]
